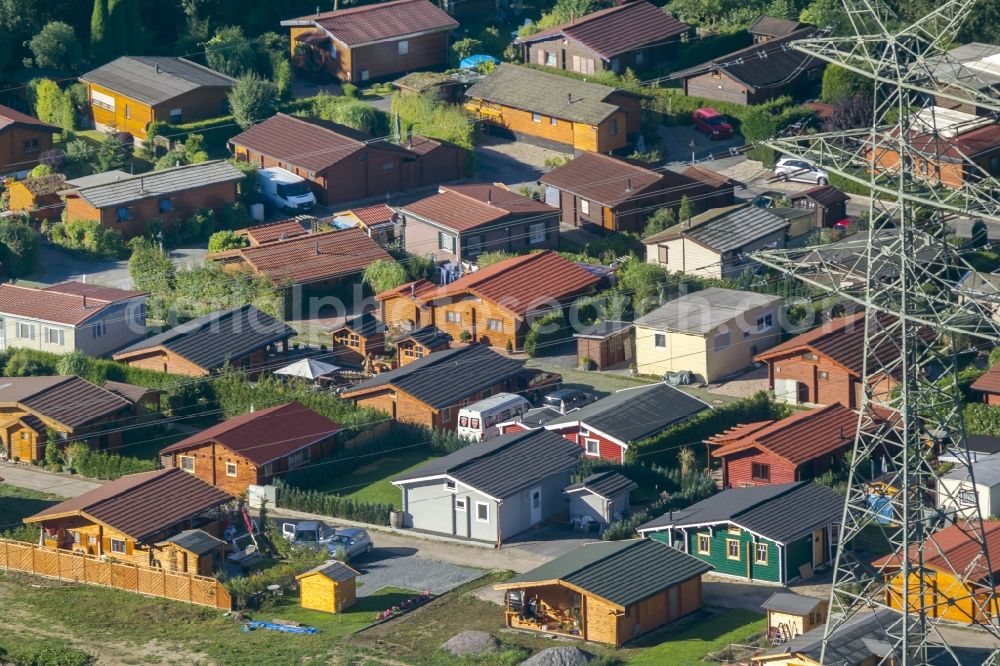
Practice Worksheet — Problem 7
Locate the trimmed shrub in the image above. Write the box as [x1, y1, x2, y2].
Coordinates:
[523, 311, 566, 358]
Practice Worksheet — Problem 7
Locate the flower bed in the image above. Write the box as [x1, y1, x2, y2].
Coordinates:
[373, 591, 432, 623]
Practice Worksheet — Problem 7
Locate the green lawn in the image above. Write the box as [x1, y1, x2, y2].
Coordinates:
[0, 484, 62, 529]
[627, 609, 767, 666]
[311, 450, 439, 508]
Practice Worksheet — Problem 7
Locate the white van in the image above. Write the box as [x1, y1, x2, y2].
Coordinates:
[258, 167, 316, 212]
[457, 392, 532, 441]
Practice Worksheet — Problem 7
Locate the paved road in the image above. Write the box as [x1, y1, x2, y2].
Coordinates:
[0, 462, 103, 497]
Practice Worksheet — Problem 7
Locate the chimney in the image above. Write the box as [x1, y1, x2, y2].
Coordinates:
[315, 240, 320, 256]
[487, 189, 492, 206]
[155, 63, 161, 74]
[626, 177, 632, 192]
[567, 93, 572, 104]
[410, 282, 415, 298]
[83, 294, 87, 309]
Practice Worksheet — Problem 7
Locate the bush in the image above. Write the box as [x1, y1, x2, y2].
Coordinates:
[390, 92, 476, 151]
[523, 311, 565, 358]
[208, 229, 250, 252]
[0, 219, 41, 278]
[312, 92, 386, 135]
[225, 547, 327, 610]
[9, 645, 93, 666]
[66, 443, 159, 480]
[49, 219, 126, 259]
[341, 83, 358, 98]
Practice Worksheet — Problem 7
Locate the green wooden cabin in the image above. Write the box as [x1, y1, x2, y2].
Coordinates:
[637, 482, 842, 585]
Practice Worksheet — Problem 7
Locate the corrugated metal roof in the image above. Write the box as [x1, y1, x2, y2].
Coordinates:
[547, 383, 709, 444]
[26, 468, 233, 542]
[0, 104, 59, 132]
[564, 471, 638, 499]
[765, 609, 904, 663]
[634, 287, 781, 334]
[0, 282, 144, 326]
[79, 57, 235, 106]
[501, 539, 711, 608]
[343, 344, 525, 409]
[283, 0, 457, 47]
[0, 376, 133, 429]
[944, 455, 1000, 487]
[518, 1, 688, 59]
[573, 319, 631, 339]
[236, 228, 393, 285]
[160, 401, 343, 467]
[393, 325, 451, 348]
[682, 205, 789, 253]
[394, 428, 581, 499]
[466, 64, 625, 125]
[114, 305, 295, 372]
[540, 152, 665, 207]
[672, 28, 817, 91]
[70, 160, 244, 209]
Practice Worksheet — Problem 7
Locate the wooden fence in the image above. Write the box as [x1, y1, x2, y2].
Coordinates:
[0, 539, 231, 610]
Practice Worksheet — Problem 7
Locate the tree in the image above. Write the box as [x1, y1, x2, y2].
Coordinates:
[32, 78, 62, 125]
[228, 74, 277, 129]
[821, 64, 869, 104]
[678, 446, 696, 476]
[96, 130, 133, 172]
[206, 25, 256, 77]
[643, 208, 676, 238]
[128, 236, 175, 294]
[314, 98, 381, 135]
[108, 0, 142, 55]
[678, 196, 694, 227]
[208, 230, 250, 252]
[799, 0, 843, 32]
[452, 37, 483, 62]
[28, 21, 83, 70]
[0, 219, 40, 278]
[55, 91, 75, 132]
[56, 350, 90, 377]
[4, 349, 49, 377]
[823, 94, 874, 133]
[64, 139, 96, 178]
[362, 259, 407, 294]
[29, 164, 53, 177]
[90, 0, 114, 63]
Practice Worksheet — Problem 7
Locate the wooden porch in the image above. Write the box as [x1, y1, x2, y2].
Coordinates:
[504, 584, 587, 640]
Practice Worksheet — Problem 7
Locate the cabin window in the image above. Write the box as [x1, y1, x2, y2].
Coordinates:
[226, 462, 237, 477]
[657, 245, 668, 264]
[124, 103, 131, 119]
[654, 333, 666, 349]
[92, 321, 107, 339]
[20, 432, 28, 440]
[755, 313, 773, 332]
[117, 207, 130, 222]
[288, 448, 310, 468]
[45, 328, 64, 346]
[545, 51, 557, 67]
[550, 117, 558, 126]
[819, 371, 829, 380]
[455, 498, 467, 511]
[444, 479, 457, 492]
[713, 330, 731, 351]
[15, 322, 35, 339]
[159, 198, 173, 213]
[381, 161, 395, 171]
[802, 352, 819, 361]
[697, 534, 710, 555]
[712, 70, 721, 79]
[609, 118, 619, 136]
[23, 138, 39, 155]
[360, 70, 370, 81]
[442, 407, 451, 423]
[179, 455, 195, 472]
[528, 222, 547, 244]
[466, 235, 482, 256]
[728, 525, 741, 535]
[398, 40, 409, 55]
[755, 542, 768, 564]
[91, 89, 115, 111]
[636, 51, 645, 65]
[580, 199, 590, 215]
[584, 438, 600, 457]
[475, 502, 489, 523]
[487, 318, 503, 332]
[726, 539, 740, 560]
[446, 311, 461, 324]
[959, 488, 977, 505]
[532, 112, 542, 123]
[438, 232, 456, 253]
[169, 108, 182, 123]
[110, 538, 127, 554]
[752, 462, 770, 481]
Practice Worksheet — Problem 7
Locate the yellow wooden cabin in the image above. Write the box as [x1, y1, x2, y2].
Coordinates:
[5, 173, 65, 221]
[154, 529, 226, 576]
[296, 561, 360, 614]
[760, 592, 828, 644]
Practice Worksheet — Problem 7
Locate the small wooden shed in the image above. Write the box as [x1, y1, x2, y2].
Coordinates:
[7, 173, 66, 220]
[155, 529, 226, 576]
[761, 592, 827, 643]
[573, 320, 632, 370]
[296, 561, 360, 614]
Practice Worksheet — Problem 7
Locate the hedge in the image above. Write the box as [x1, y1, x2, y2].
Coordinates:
[602, 471, 716, 541]
[63, 443, 159, 480]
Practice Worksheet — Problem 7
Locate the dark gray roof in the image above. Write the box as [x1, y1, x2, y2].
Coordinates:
[573, 320, 631, 339]
[672, 28, 818, 91]
[343, 345, 525, 409]
[393, 325, 451, 348]
[565, 471, 637, 499]
[80, 56, 235, 106]
[465, 64, 626, 125]
[518, 406, 563, 428]
[394, 428, 581, 499]
[683, 205, 789, 253]
[747, 15, 805, 37]
[638, 481, 843, 544]
[503, 539, 711, 608]
[159, 529, 225, 555]
[633, 287, 781, 334]
[945, 454, 1000, 487]
[761, 592, 824, 615]
[928, 42, 1000, 91]
[339, 312, 386, 337]
[547, 383, 709, 444]
[69, 161, 244, 209]
[115, 305, 295, 372]
[0, 375, 133, 429]
[300, 560, 359, 583]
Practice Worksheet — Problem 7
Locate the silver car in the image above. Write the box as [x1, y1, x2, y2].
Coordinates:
[774, 156, 829, 185]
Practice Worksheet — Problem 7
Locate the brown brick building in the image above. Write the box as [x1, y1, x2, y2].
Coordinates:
[0, 104, 59, 177]
[159, 402, 343, 495]
[283, 0, 457, 84]
[229, 114, 466, 206]
[61, 161, 245, 240]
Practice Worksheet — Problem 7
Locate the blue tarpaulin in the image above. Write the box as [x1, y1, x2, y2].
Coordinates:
[242, 621, 318, 635]
[460, 55, 500, 69]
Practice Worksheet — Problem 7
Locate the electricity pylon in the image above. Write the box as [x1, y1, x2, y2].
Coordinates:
[752, 0, 1000, 662]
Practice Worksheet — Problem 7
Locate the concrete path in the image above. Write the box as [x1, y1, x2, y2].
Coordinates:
[0, 463, 103, 497]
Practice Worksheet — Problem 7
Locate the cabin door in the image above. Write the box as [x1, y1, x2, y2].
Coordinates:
[668, 586, 679, 619]
[602, 207, 614, 231]
[529, 487, 542, 524]
[812, 529, 825, 567]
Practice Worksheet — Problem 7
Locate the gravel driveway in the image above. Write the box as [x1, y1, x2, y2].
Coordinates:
[354, 545, 482, 596]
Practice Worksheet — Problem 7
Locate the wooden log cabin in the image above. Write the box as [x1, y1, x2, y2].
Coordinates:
[0, 104, 59, 177]
[393, 325, 451, 366]
[494, 539, 711, 646]
[5, 173, 65, 220]
[330, 313, 387, 366]
[23, 468, 232, 570]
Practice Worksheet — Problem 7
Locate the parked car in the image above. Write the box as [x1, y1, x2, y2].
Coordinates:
[543, 388, 596, 414]
[282, 520, 337, 548]
[327, 528, 374, 560]
[258, 166, 316, 212]
[751, 190, 785, 208]
[692, 108, 734, 139]
[774, 156, 829, 185]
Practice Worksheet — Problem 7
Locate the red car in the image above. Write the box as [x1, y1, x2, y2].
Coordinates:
[692, 107, 734, 139]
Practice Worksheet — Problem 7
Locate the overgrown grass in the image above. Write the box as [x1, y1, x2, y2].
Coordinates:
[627, 609, 766, 665]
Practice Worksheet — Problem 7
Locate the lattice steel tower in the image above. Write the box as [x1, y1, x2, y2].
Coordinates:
[752, 0, 1000, 662]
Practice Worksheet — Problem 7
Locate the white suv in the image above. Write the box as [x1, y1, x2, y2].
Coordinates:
[774, 156, 829, 185]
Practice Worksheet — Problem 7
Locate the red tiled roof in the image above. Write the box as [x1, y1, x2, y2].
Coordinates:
[349, 204, 395, 228]
[972, 361, 1000, 395]
[0, 104, 59, 133]
[286, 0, 457, 47]
[518, 1, 689, 59]
[681, 165, 734, 189]
[417, 251, 601, 316]
[239, 219, 308, 245]
[375, 278, 436, 302]
[230, 114, 417, 174]
[873, 521, 1000, 583]
[25, 468, 232, 542]
[0, 282, 145, 326]
[238, 228, 392, 285]
[402, 184, 556, 233]
[709, 404, 858, 466]
[160, 401, 343, 466]
[540, 152, 665, 207]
